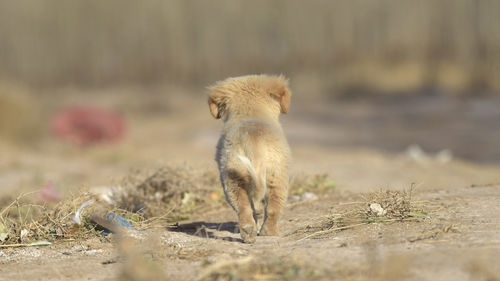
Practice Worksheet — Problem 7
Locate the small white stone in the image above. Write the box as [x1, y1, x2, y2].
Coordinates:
[0, 232, 8, 242]
[406, 144, 428, 163]
[436, 149, 453, 163]
[20, 229, 29, 241]
[369, 203, 387, 216]
[301, 192, 318, 201]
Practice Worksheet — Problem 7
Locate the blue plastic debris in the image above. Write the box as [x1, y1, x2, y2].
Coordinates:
[102, 213, 133, 235]
[106, 213, 133, 228]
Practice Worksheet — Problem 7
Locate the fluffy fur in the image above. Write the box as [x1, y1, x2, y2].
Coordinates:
[208, 74, 291, 243]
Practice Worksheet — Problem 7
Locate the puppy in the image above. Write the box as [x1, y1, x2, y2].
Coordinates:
[208, 74, 291, 243]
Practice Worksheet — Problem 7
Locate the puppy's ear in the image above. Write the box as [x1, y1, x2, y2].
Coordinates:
[270, 82, 291, 114]
[207, 88, 226, 119]
[208, 96, 220, 119]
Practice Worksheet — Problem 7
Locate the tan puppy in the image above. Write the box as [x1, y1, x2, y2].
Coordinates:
[208, 74, 291, 243]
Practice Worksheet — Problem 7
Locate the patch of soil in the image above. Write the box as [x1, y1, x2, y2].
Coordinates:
[1, 184, 499, 281]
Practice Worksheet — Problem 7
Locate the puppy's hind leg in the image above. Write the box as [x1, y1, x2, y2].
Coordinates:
[225, 170, 257, 243]
[237, 155, 267, 235]
[253, 169, 267, 235]
[253, 196, 267, 234]
[260, 178, 287, 236]
[237, 187, 257, 243]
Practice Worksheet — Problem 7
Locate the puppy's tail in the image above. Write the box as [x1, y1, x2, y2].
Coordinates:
[237, 155, 267, 197]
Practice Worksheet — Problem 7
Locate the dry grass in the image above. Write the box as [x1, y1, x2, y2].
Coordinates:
[0, 165, 226, 246]
[0, 191, 101, 245]
[360, 188, 417, 220]
[292, 186, 427, 241]
[0, 164, 339, 246]
[0, 164, 426, 247]
[115, 165, 225, 220]
[1, 163, 325, 246]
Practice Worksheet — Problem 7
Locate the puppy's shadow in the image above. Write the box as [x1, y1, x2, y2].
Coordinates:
[168, 221, 243, 243]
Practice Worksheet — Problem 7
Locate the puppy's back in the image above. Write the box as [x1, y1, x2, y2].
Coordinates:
[221, 119, 289, 182]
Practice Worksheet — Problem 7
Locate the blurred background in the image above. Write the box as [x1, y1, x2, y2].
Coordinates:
[1, 0, 499, 193]
[1, 0, 500, 91]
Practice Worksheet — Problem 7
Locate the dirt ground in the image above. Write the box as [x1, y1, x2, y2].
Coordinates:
[1, 89, 499, 281]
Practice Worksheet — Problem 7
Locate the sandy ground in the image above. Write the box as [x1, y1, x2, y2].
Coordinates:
[1, 185, 499, 281]
[1, 91, 499, 280]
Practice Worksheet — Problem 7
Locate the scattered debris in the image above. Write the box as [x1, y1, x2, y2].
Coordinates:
[73, 200, 95, 225]
[0, 165, 223, 245]
[0, 164, 343, 246]
[0, 191, 99, 245]
[92, 213, 134, 235]
[105, 213, 133, 229]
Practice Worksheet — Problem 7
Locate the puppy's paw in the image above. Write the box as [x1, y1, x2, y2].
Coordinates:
[240, 225, 257, 243]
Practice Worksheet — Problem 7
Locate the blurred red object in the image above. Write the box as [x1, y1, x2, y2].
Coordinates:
[38, 181, 62, 203]
[51, 106, 125, 145]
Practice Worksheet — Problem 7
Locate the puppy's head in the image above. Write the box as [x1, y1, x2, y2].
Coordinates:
[207, 74, 291, 121]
